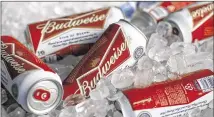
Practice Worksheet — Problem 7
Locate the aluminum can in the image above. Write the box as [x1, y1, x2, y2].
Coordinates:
[63, 19, 147, 99]
[26, 7, 125, 61]
[137, 2, 195, 21]
[131, 2, 194, 38]
[115, 69, 214, 117]
[166, 2, 214, 43]
[1, 36, 63, 115]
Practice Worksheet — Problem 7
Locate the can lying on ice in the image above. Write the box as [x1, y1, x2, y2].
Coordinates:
[166, 2, 214, 43]
[26, 7, 124, 62]
[116, 69, 214, 117]
[63, 19, 147, 99]
[131, 2, 194, 30]
[1, 36, 63, 115]
[136, 1, 195, 21]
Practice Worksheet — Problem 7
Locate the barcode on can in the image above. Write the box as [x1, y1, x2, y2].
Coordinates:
[197, 75, 214, 92]
[149, 7, 168, 20]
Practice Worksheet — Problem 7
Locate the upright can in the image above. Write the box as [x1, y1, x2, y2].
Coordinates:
[63, 19, 147, 99]
[1, 36, 63, 115]
[26, 7, 124, 62]
[166, 2, 214, 43]
[116, 69, 214, 117]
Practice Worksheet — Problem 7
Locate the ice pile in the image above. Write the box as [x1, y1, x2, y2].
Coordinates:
[1, 2, 213, 117]
[110, 21, 213, 89]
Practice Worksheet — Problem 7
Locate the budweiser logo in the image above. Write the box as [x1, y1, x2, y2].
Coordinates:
[73, 27, 130, 96]
[191, 3, 214, 19]
[35, 8, 110, 41]
[1, 41, 26, 73]
[37, 14, 107, 34]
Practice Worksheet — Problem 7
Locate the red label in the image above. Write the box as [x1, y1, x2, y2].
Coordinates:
[149, 2, 194, 21]
[189, 3, 213, 27]
[33, 89, 51, 101]
[63, 23, 131, 98]
[1, 36, 54, 79]
[27, 8, 110, 53]
[189, 3, 214, 42]
[160, 2, 194, 13]
[123, 69, 214, 110]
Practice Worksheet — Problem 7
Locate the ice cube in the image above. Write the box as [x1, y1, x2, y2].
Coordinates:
[89, 87, 109, 100]
[134, 69, 154, 88]
[47, 63, 74, 82]
[110, 69, 134, 89]
[156, 21, 172, 37]
[153, 46, 172, 62]
[148, 45, 165, 60]
[184, 52, 213, 65]
[201, 108, 213, 117]
[165, 34, 182, 46]
[48, 109, 61, 117]
[146, 33, 168, 52]
[170, 42, 197, 55]
[197, 38, 213, 53]
[167, 54, 187, 74]
[153, 74, 167, 82]
[25, 113, 38, 117]
[152, 62, 167, 76]
[167, 71, 179, 80]
[1, 106, 9, 117]
[59, 106, 77, 117]
[37, 114, 50, 117]
[208, 100, 213, 109]
[137, 56, 154, 70]
[63, 94, 85, 107]
[113, 111, 123, 117]
[1, 88, 8, 104]
[6, 103, 19, 113]
[8, 107, 26, 117]
[57, 55, 82, 67]
[187, 59, 213, 72]
[188, 107, 201, 117]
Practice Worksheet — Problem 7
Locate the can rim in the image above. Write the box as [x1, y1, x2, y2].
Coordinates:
[26, 78, 63, 115]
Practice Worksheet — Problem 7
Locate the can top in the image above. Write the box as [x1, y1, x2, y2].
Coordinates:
[27, 79, 63, 115]
[166, 10, 193, 43]
[118, 19, 148, 41]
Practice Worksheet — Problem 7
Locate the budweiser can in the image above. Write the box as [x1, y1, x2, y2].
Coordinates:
[26, 7, 124, 61]
[116, 69, 214, 117]
[131, 2, 194, 33]
[166, 2, 214, 43]
[63, 19, 147, 99]
[1, 36, 63, 115]
[137, 2, 195, 21]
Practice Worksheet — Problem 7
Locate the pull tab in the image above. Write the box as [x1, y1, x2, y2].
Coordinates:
[33, 89, 51, 101]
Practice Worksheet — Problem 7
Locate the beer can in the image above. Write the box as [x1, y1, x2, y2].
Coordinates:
[115, 69, 214, 117]
[1, 36, 63, 115]
[63, 19, 147, 99]
[137, 1, 195, 21]
[166, 2, 214, 43]
[131, 2, 194, 38]
[26, 7, 125, 60]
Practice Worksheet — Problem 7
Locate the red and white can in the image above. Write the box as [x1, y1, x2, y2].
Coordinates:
[166, 2, 214, 43]
[1, 36, 63, 115]
[131, 2, 194, 38]
[116, 69, 214, 117]
[26, 7, 124, 60]
[137, 1, 195, 21]
[63, 19, 147, 99]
